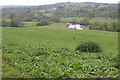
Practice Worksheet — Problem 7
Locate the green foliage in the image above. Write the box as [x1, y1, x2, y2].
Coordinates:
[36, 12, 46, 21]
[9, 13, 15, 19]
[2, 43, 118, 78]
[36, 19, 49, 26]
[110, 22, 118, 32]
[2, 20, 10, 27]
[76, 41, 102, 53]
[102, 22, 108, 31]
[109, 11, 118, 19]
[26, 12, 35, 20]
[37, 12, 44, 17]
[2, 23, 118, 78]
[54, 10, 64, 17]
[51, 16, 61, 22]
[10, 19, 22, 27]
[89, 21, 118, 32]
[37, 16, 46, 21]
[3, 2, 118, 19]
[80, 18, 89, 26]
[3, 17, 118, 31]
[87, 10, 95, 19]
[92, 22, 109, 31]
[36, 12, 55, 23]
[89, 22, 103, 30]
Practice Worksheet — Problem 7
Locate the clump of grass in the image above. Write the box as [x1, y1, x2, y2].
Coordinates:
[76, 41, 102, 53]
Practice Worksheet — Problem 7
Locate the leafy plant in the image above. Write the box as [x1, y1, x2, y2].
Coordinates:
[76, 41, 102, 53]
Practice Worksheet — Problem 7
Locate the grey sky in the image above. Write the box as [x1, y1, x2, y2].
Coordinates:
[0, 0, 119, 5]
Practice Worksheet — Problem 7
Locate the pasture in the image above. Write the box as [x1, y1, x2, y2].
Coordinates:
[61, 18, 118, 23]
[2, 23, 118, 78]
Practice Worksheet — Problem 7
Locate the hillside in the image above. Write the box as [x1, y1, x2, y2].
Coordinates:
[2, 2, 118, 18]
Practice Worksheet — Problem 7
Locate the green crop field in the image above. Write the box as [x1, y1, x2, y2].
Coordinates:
[2, 23, 118, 78]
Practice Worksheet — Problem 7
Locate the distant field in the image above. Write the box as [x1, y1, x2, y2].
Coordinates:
[2, 23, 118, 51]
[2, 23, 118, 78]
[23, 21, 37, 27]
[61, 18, 118, 23]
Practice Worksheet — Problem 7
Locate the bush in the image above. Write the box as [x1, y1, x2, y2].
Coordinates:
[36, 19, 49, 26]
[110, 22, 118, 32]
[10, 19, 22, 27]
[80, 18, 89, 26]
[89, 22, 119, 32]
[89, 22, 103, 30]
[76, 41, 102, 53]
[51, 16, 61, 22]
[102, 22, 109, 31]
[2, 20, 10, 27]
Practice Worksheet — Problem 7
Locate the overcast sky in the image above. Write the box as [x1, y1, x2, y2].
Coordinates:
[0, 0, 119, 5]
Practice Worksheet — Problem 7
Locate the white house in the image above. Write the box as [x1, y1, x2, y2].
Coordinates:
[67, 23, 83, 30]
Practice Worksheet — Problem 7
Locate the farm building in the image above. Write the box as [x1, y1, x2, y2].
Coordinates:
[66, 23, 84, 30]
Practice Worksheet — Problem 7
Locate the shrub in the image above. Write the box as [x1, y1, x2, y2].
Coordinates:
[89, 22, 118, 32]
[51, 16, 61, 22]
[2, 20, 10, 27]
[89, 22, 103, 30]
[36, 19, 49, 26]
[102, 22, 109, 31]
[110, 22, 118, 32]
[76, 41, 102, 53]
[80, 18, 89, 26]
[10, 19, 22, 27]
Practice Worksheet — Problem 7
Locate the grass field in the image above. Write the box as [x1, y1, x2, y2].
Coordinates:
[61, 18, 118, 23]
[2, 23, 118, 78]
